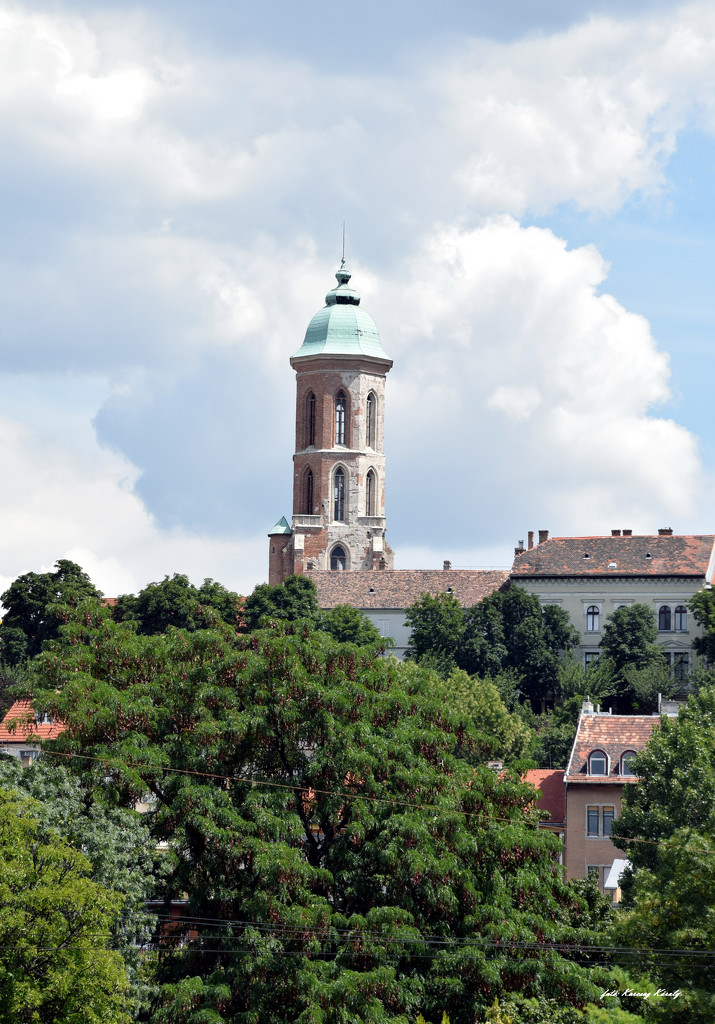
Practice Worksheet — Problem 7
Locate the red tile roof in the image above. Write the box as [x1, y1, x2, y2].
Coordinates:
[512, 534, 715, 580]
[565, 713, 657, 783]
[524, 768, 565, 824]
[306, 569, 511, 609]
[0, 700, 65, 743]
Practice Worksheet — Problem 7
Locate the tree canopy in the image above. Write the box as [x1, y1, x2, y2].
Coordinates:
[405, 586, 580, 705]
[0, 559, 102, 664]
[690, 587, 715, 665]
[0, 786, 131, 1024]
[610, 687, 715, 1021]
[112, 573, 242, 634]
[0, 757, 158, 1017]
[29, 601, 614, 1024]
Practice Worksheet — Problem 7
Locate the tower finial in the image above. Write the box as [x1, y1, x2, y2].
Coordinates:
[341, 221, 346, 267]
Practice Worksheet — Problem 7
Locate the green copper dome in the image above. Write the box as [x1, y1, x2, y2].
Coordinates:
[291, 261, 391, 363]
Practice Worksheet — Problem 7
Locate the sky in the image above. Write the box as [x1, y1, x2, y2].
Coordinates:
[0, 0, 714, 597]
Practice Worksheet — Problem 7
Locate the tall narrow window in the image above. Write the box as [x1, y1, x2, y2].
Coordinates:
[330, 545, 346, 571]
[586, 808, 599, 837]
[366, 391, 376, 448]
[674, 605, 687, 630]
[306, 392, 316, 447]
[333, 467, 346, 521]
[658, 605, 672, 631]
[602, 806, 614, 837]
[335, 391, 346, 446]
[366, 469, 376, 515]
[303, 468, 314, 514]
[586, 605, 600, 632]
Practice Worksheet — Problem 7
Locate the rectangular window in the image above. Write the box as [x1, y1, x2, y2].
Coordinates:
[602, 806, 614, 837]
[587, 805, 616, 838]
[584, 652, 599, 669]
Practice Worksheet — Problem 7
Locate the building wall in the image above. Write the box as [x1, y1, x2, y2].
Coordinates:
[565, 783, 627, 894]
[517, 577, 702, 671]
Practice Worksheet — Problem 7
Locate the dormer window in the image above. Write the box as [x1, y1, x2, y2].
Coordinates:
[588, 749, 608, 776]
[621, 751, 637, 777]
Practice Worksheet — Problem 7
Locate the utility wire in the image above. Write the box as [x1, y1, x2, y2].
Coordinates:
[40, 747, 713, 855]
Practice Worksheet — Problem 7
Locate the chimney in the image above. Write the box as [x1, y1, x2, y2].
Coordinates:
[538, 529, 549, 545]
[622, 529, 632, 536]
[611, 529, 621, 537]
[582, 697, 594, 715]
[514, 540, 525, 556]
[658, 528, 673, 536]
[443, 560, 451, 570]
[528, 531, 534, 550]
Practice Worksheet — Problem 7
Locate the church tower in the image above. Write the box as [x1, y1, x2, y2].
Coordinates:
[268, 260, 394, 584]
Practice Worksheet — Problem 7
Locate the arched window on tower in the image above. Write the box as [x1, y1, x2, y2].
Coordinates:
[303, 468, 314, 514]
[366, 469, 376, 516]
[333, 467, 346, 521]
[335, 391, 346, 446]
[366, 391, 376, 449]
[306, 391, 316, 447]
[330, 545, 347, 571]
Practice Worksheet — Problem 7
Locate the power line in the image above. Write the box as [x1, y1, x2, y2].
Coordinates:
[40, 746, 715, 855]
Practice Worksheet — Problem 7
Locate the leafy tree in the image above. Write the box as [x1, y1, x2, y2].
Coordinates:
[319, 603, 386, 646]
[31, 602, 612, 1024]
[690, 587, 715, 665]
[404, 591, 464, 672]
[598, 604, 663, 679]
[464, 588, 580, 706]
[610, 687, 715, 1021]
[435, 669, 531, 764]
[526, 695, 585, 769]
[0, 757, 158, 1016]
[0, 559, 102, 664]
[241, 573, 320, 630]
[405, 587, 579, 705]
[112, 573, 242, 635]
[0, 786, 131, 1023]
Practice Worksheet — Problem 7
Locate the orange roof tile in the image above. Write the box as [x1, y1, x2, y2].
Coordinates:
[0, 700, 65, 743]
[565, 713, 657, 783]
[524, 768, 565, 823]
[306, 569, 510, 609]
[512, 534, 715, 580]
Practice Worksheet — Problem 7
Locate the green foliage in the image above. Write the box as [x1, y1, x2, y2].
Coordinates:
[0, 786, 131, 1023]
[319, 604, 387, 647]
[0, 757, 158, 1017]
[463, 589, 580, 705]
[31, 602, 608, 1023]
[435, 669, 531, 764]
[611, 687, 715, 1021]
[112, 574, 242, 635]
[0, 559, 102, 665]
[526, 695, 587, 769]
[404, 592, 464, 672]
[598, 606, 662, 677]
[405, 587, 580, 706]
[690, 587, 715, 664]
[241, 574, 320, 630]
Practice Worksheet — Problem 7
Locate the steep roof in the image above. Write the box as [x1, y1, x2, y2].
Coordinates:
[512, 533, 715, 580]
[0, 700, 65, 743]
[565, 713, 657, 784]
[306, 569, 511, 610]
[524, 768, 565, 824]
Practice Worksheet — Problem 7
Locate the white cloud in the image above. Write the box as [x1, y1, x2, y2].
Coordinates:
[377, 218, 704, 542]
[0, 2, 713, 591]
